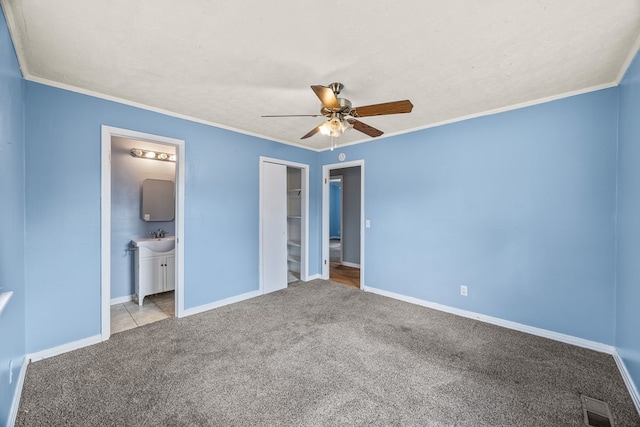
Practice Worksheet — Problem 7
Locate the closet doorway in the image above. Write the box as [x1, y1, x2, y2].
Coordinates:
[322, 160, 364, 289]
[259, 157, 310, 294]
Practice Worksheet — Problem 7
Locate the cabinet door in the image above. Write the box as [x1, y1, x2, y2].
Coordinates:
[164, 255, 175, 291]
[139, 256, 164, 297]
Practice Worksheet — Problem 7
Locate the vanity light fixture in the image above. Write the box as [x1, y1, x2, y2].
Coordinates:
[130, 148, 176, 162]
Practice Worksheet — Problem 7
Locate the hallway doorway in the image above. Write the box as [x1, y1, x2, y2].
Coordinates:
[328, 175, 361, 287]
[322, 160, 364, 288]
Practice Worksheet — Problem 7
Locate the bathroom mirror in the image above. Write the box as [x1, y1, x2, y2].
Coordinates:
[141, 179, 175, 221]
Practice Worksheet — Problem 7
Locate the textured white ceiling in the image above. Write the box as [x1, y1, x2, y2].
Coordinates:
[3, 1, 640, 150]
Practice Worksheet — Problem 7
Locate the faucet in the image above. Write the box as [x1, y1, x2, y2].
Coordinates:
[150, 228, 166, 238]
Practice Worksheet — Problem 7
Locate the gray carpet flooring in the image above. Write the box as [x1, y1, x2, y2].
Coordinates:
[16, 280, 640, 426]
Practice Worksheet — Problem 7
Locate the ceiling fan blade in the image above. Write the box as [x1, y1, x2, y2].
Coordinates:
[351, 100, 413, 117]
[311, 85, 340, 109]
[301, 123, 323, 139]
[261, 114, 323, 117]
[347, 119, 384, 138]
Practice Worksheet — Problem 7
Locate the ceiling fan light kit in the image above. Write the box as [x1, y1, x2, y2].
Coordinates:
[263, 82, 413, 147]
[319, 115, 353, 137]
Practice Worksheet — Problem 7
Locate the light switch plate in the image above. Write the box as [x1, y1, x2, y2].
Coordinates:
[365, 220, 371, 228]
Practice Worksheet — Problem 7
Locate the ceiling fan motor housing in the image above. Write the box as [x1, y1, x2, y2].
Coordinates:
[321, 98, 352, 118]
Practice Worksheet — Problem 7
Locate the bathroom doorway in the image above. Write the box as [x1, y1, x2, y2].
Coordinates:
[101, 126, 185, 340]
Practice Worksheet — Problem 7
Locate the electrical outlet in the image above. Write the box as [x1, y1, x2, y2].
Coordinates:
[9, 360, 13, 384]
[460, 285, 468, 296]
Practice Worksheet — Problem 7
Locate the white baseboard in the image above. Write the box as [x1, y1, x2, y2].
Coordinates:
[182, 290, 262, 317]
[11, 334, 102, 424]
[341, 261, 360, 269]
[8, 356, 28, 427]
[363, 286, 615, 354]
[613, 350, 640, 414]
[306, 274, 322, 281]
[27, 334, 103, 363]
[110, 294, 134, 305]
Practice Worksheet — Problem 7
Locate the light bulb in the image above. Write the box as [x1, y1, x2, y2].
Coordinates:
[145, 151, 156, 159]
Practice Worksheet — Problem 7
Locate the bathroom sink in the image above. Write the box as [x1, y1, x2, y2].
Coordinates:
[132, 236, 175, 252]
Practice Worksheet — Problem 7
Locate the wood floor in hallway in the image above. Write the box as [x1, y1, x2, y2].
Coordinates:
[330, 262, 360, 288]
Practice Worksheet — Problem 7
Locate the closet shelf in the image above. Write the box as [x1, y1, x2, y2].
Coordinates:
[288, 271, 300, 283]
[287, 254, 301, 263]
[287, 168, 302, 284]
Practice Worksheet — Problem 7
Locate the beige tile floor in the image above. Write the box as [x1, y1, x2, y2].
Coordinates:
[110, 291, 174, 334]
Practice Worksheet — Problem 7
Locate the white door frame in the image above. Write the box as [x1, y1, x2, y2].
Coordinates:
[259, 156, 310, 293]
[100, 125, 186, 341]
[322, 160, 365, 288]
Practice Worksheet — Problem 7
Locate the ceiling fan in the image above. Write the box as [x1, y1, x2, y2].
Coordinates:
[262, 83, 413, 140]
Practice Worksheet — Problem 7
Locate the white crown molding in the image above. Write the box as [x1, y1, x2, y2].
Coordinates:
[23, 75, 620, 156]
[321, 81, 619, 152]
[0, 2, 30, 78]
[23, 75, 322, 152]
[615, 32, 640, 84]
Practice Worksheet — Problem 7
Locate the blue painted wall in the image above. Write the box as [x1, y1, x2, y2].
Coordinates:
[2, 4, 638, 411]
[616, 51, 640, 397]
[24, 82, 320, 354]
[329, 181, 341, 238]
[0, 6, 26, 424]
[319, 89, 619, 345]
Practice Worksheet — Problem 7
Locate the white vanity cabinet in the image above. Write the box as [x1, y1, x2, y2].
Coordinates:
[134, 246, 175, 305]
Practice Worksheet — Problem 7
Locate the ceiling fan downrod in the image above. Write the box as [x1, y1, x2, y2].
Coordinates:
[329, 82, 344, 96]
